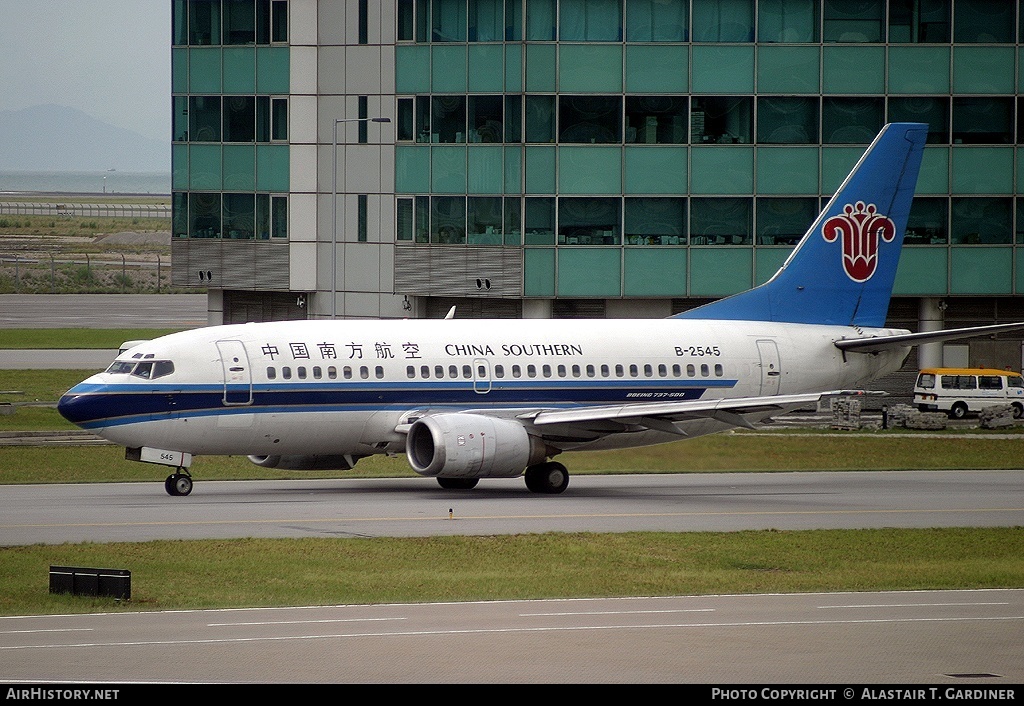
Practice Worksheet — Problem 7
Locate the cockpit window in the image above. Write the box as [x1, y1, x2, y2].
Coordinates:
[107, 360, 175, 379]
[153, 360, 175, 378]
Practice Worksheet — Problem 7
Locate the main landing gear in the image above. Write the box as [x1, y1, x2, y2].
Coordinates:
[524, 462, 569, 494]
[164, 469, 193, 496]
[434, 461, 570, 494]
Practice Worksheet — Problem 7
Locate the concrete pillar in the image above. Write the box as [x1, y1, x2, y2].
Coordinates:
[918, 297, 944, 369]
[522, 299, 553, 319]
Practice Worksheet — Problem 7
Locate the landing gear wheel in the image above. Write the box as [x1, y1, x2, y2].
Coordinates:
[165, 472, 193, 497]
[437, 477, 479, 490]
[524, 462, 569, 494]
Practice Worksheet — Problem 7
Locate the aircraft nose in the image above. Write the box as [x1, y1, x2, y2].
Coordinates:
[57, 385, 97, 427]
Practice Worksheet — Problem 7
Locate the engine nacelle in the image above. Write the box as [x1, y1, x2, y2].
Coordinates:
[247, 454, 358, 471]
[406, 413, 546, 478]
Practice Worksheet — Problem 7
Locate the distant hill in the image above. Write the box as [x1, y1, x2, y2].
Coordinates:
[0, 104, 168, 172]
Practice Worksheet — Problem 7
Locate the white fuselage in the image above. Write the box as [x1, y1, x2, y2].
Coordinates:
[60, 318, 910, 460]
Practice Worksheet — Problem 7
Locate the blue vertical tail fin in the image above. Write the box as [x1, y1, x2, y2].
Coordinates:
[675, 123, 928, 327]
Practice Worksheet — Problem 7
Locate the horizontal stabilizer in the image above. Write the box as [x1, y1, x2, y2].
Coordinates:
[835, 322, 1024, 354]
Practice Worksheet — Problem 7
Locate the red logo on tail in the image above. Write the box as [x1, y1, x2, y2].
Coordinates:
[822, 202, 896, 282]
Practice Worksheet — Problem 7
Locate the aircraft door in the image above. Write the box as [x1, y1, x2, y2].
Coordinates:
[472, 358, 492, 394]
[756, 339, 781, 396]
[216, 340, 253, 406]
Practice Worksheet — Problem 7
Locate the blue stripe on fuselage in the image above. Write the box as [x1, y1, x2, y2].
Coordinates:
[58, 378, 736, 429]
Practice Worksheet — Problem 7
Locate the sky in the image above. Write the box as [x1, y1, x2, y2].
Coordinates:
[0, 0, 171, 142]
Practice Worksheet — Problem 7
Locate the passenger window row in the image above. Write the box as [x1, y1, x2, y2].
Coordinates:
[265, 362, 729, 382]
[266, 365, 385, 380]
[404, 362, 726, 380]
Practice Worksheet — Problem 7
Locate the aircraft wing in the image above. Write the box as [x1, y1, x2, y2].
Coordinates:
[521, 390, 866, 437]
[835, 321, 1024, 354]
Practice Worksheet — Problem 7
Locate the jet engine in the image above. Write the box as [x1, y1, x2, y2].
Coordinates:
[406, 413, 547, 478]
[247, 454, 358, 471]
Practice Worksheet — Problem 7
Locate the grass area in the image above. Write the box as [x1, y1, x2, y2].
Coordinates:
[1, 528, 1020, 615]
[0, 329, 181, 349]
[0, 214, 169, 239]
[4, 432, 1024, 485]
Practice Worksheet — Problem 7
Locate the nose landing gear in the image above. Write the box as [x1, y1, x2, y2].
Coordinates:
[165, 469, 193, 496]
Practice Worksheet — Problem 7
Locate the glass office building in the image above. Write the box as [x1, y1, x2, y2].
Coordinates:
[172, 0, 1024, 368]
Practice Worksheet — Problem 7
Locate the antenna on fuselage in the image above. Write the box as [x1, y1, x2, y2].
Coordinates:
[444, 306, 456, 320]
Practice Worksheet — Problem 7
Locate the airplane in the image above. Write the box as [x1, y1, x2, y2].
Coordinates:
[58, 123, 1024, 497]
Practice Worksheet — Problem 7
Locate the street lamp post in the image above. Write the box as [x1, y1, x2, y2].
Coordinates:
[331, 116, 391, 319]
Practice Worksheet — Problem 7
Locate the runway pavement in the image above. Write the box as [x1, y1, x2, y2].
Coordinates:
[2, 589, 1021, 683]
[3, 471, 1022, 545]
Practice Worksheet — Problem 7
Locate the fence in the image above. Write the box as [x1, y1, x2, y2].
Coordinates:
[0, 202, 169, 219]
[0, 253, 168, 293]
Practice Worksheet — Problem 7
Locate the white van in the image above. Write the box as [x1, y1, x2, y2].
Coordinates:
[914, 368, 1024, 419]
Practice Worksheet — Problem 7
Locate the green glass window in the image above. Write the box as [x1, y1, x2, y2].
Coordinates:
[469, 0, 504, 41]
[692, 0, 754, 42]
[468, 95, 503, 142]
[433, 0, 468, 42]
[173, 1, 188, 46]
[271, 195, 287, 239]
[190, 192, 222, 238]
[357, 194, 368, 242]
[224, 0, 257, 45]
[624, 146, 688, 194]
[1017, 199, 1024, 244]
[504, 196, 522, 244]
[172, 192, 188, 237]
[397, 197, 414, 240]
[432, 195, 466, 243]
[223, 144, 255, 190]
[270, 1, 288, 43]
[758, 0, 819, 42]
[525, 95, 556, 143]
[954, 0, 1014, 43]
[888, 97, 949, 143]
[224, 193, 256, 239]
[189, 0, 221, 45]
[190, 96, 221, 142]
[415, 196, 430, 242]
[173, 96, 189, 142]
[953, 97, 1014, 144]
[224, 96, 256, 142]
[398, 0, 415, 41]
[756, 197, 816, 245]
[468, 196, 503, 243]
[625, 198, 686, 246]
[626, 97, 687, 144]
[524, 197, 555, 244]
[255, 193, 271, 239]
[951, 197, 1012, 244]
[888, 0, 949, 42]
[758, 97, 819, 144]
[432, 96, 467, 143]
[559, 96, 621, 143]
[504, 96, 522, 142]
[691, 96, 752, 144]
[691, 197, 752, 245]
[559, 197, 620, 245]
[559, 0, 623, 41]
[526, 0, 556, 39]
[822, 97, 883, 144]
[905, 197, 948, 245]
[823, 0, 883, 43]
[625, 0, 686, 41]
